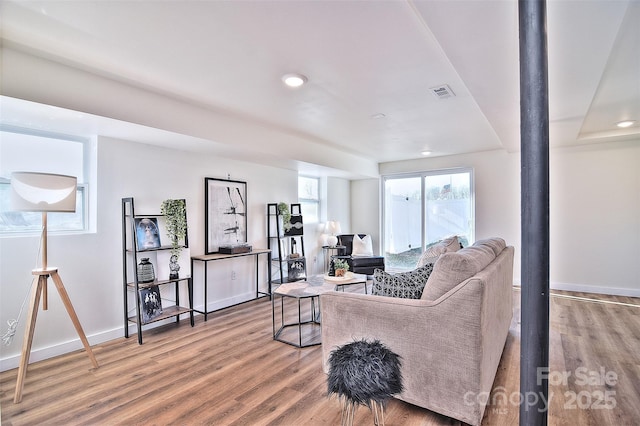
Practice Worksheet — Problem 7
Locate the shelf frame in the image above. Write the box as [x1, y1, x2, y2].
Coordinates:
[122, 197, 194, 344]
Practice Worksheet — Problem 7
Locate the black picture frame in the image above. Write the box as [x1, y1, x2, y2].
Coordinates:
[134, 217, 162, 251]
[287, 258, 306, 281]
[205, 177, 247, 254]
[285, 214, 303, 236]
[139, 285, 163, 323]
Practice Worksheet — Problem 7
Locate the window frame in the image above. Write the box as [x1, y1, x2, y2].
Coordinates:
[0, 126, 94, 237]
[298, 175, 320, 224]
[381, 167, 475, 271]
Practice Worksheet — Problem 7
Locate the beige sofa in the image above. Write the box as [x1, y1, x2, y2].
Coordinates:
[320, 238, 514, 425]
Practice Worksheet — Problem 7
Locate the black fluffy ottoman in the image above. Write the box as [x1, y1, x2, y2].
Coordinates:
[327, 339, 403, 426]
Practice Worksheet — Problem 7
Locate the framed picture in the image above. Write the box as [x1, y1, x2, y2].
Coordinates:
[139, 285, 163, 323]
[134, 217, 162, 250]
[285, 214, 303, 236]
[287, 258, 306, 282]
[205, 177, 247, 254]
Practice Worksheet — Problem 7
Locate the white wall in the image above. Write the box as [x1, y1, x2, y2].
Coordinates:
[549, 140, 640, 295]
[326, 177, 351, 232]
[0, 136, 298, 371]
[350, 179, 382, 255]
[376, 141, 640, 297]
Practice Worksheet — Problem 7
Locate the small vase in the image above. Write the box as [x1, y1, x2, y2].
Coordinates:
[137, 258, 155, 283]
[335, 268, 346, 277]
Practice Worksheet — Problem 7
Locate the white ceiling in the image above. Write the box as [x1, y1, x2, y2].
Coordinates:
[1, 0, 638, 177]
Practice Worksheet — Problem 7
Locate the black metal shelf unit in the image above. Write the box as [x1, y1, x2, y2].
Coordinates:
[121, 197, 194, 344]
[267, 203, 306, 285]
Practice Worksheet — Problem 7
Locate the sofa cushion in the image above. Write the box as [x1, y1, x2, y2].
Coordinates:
[442, 236, 461, 252]
[415, 236, 460, 268]
[352, 234, 374, 256]
[421, 245, 496, 301]
[473, 237, 506, 256]
[372, 263, 434, 299]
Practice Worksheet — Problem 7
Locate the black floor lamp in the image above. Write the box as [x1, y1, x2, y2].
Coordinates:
[10, 172, 99, 403]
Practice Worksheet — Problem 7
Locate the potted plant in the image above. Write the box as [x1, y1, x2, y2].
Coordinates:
[160, 199, 187, 259]
[277, 202, 291, 233]
[333, 258, 350, 277]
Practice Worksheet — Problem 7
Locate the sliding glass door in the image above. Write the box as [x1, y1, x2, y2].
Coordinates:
[383, 169, 474, 271]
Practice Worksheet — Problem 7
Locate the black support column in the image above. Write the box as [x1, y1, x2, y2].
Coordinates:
[519, 0, 550, 425]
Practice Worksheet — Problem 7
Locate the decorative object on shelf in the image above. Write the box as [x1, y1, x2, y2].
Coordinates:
[134, 217, 161, 250]
[139, 285, 163, 323]
[137, 258, 156, 283]
[9, 172, 99, 403]
[169, 255, 180, 279]
[218, 243, 252, 254]
[277, 202, 291, 233]
[160, 199, 187, 257]
[290, 237, 300, 258]
[205, 177, 247, 254]
[285, 214, 303, 236]
[333, 258, 350, 277]
[287, 258, 306, 281]
[328, 339, 403, 426]
[324, 221, 342, 247]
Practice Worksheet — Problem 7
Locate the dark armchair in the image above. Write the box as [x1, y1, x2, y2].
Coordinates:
[333, 234, 385, 276]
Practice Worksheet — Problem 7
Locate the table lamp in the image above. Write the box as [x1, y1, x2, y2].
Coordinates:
[10, 172, 98, 403]
[325, 221, 342, 247]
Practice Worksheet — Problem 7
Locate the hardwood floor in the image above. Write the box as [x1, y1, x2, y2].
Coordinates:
[1, 289, 639, 425]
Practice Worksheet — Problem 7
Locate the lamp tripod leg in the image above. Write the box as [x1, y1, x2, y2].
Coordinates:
[50, 271, 99, 369]
[14, 275, 45, 403]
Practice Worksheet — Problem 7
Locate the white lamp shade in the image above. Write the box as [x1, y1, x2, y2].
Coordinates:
[332, 221, 342, 235]
[10, 172, 77, 212]
[324, 220, 342, 235]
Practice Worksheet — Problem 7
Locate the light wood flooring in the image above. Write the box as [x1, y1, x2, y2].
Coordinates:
[1, 288, 639, 425]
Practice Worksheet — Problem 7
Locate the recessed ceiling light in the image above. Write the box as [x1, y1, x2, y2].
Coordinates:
[616, 120, 636, 128]
[282, 73, 307, 88]
[421, 150, 432, 156]
[370, 113, 386, 119]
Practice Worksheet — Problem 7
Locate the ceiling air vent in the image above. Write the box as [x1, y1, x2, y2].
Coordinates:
[429, 84, 455, 99]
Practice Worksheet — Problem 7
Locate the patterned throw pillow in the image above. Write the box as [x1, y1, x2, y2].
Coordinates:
[372, 264, 435, 299]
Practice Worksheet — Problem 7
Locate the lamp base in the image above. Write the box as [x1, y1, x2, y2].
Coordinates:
[327, 235, 339, 247]
[14, 269, 98, 403]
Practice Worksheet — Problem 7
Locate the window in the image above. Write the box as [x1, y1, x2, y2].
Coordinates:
[0, 127, 92, 235]
[382, 169, 474, 270]
[298, 176, 319, 223]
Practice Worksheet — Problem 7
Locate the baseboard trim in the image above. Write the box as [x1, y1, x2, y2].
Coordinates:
[0, 327, 124, 372]
[512, 281, 640, 298]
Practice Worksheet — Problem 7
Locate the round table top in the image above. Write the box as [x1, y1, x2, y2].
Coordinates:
[274, 273, 367, 298]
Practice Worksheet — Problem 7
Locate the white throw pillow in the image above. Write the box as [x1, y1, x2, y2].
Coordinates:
[352, 234, 374, 256]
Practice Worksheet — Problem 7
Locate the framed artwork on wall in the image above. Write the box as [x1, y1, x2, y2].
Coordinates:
[204, 177, 247, 254]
